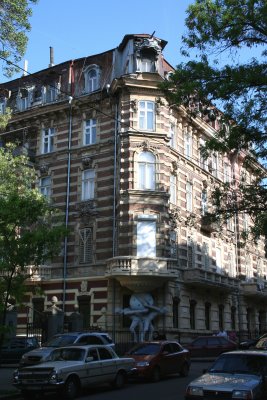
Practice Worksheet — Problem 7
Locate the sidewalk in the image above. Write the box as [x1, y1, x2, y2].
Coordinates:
[0, 366, 20, 399]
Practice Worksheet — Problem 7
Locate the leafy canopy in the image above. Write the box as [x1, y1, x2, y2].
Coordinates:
[0, 144, 67, 327]
[161, 0, 267, 237]
[0, 0, 38, 77]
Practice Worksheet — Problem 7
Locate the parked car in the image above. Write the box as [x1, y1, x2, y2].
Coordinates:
[185, 350, 267, 400]
[20, 331, 114, 367]
[239, 333, 267, 349]
[125, 340, 190, 382]
[0, 336, 40, 365]
[185, 335, 237, 358]
[14, 344, 134, 399]
[254, 337, 267, 350]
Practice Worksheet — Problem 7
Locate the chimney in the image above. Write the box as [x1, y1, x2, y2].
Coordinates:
[49, 47, 54, 67]
[23, 60, 28, 76]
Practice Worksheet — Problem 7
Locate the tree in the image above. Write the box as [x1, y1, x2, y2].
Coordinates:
[0, 0, 38, 77]
[0, 144, 67, 343]
[161, 0, 267, 238]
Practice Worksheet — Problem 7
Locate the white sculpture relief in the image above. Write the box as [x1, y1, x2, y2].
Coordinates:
[116, 293, 167, 342]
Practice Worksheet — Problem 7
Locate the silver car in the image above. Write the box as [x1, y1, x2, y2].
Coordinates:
[14, 345, 134, 399]
[20, 332, 114, 367]
[185, 350, 267, 400]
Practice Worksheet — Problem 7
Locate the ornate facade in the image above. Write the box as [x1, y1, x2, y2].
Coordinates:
[0, 34, 266, 343]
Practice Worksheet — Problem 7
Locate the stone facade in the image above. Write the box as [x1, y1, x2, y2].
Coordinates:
[0, 34, 266, 343]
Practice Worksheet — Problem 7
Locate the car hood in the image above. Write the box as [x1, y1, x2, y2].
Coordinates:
[129, 354, 155, 363]
[20, 360, 84, 370]
[23, 347, 54, 358]
[191, 372, 261, 390]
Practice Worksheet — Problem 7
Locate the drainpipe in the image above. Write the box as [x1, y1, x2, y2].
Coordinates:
[112, 97, 120, 338]
[62, 61, 74, 313]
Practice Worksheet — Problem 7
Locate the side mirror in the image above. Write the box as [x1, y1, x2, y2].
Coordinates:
[86, 356, 94, 363]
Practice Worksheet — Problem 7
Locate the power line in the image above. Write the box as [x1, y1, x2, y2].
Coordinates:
[0, 54, 262, 184]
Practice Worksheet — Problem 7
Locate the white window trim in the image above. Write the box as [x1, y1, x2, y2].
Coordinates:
[83, 119, 97, 145]
[137, 151, 156, 190]
[186, 181, 193, 212]
[82, 169, 95, 200]
[84, 65, 101, 93]
[39, 176, 51, 199]
[42, 127, 55, 154]
[170, 174, 177, 204]
[139, 100, 155, 131]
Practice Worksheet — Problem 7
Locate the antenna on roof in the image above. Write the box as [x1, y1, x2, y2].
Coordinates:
[150, 31, 156, 38]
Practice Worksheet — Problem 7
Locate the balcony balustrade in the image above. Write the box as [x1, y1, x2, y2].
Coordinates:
[241, 279, 267, 297]
[26, 265, 51, 281]
[183, 267, 239, 291]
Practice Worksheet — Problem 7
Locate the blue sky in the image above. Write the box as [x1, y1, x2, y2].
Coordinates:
[2, 0, 193, 80]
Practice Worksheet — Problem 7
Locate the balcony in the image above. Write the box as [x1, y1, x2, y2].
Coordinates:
[26, 265, 51, 281]
[106, 256, 179, 292]
[183, 267, 239, 292]
[241, 279, 267, 298]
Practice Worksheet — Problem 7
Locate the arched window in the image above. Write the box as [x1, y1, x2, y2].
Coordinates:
[137, 151, 156, 190]
[84, 65, 101, 93]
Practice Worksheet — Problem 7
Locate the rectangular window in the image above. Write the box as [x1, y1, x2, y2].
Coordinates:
[186, 181, 193, 212]
[212, 154, 218, 177]
[216, 247, 222, 273]
[184, 132, 192, 159]
[82, 169, 95, 200]
[139, 101, 155, 131]
[170, 174, 177, 204]
[42, 128, 55, 154]
[39, 176, 51, 199]
[199, 138, 208, 170]
[169, 123, 175, 148]
[79, 228, 93, 264]
[84, 119, 97, 145]
[223, 163, 231, 183]
[201, 190, 207, 216]
[137, 219, 156, 257]
[45, 84, 58, 103]
[170, 230, 178, 259]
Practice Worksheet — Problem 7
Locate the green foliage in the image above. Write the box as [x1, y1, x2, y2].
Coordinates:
[0, 0, 38, 77]
[161, 0, 267, 238]
[0, 107, 12, 130]
[0, 144, 67, 325]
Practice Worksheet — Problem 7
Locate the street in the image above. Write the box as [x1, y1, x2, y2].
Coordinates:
[0, 361, 213, 400]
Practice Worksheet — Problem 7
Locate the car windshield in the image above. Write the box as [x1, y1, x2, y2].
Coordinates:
[209, 354, 267, 375]
[49, 348, 85, 361]
[128, 343, 161, 355]
[44, 335, 78, 347]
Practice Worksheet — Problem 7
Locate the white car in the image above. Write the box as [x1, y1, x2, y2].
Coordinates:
[14, 344, 135, 399]
[185, 350, 267, 400]
[20, 331, 114, 367]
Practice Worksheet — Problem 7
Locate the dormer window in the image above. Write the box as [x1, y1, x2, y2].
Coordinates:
[18, 88, 30, 111]
[44, 83, 59, 103]
[138, 49, 156, 72]
[84, 65, 101, 93]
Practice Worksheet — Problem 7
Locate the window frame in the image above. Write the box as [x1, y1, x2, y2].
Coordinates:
[139, 100, 155, 131]
[42, 127, 55, 154]
[186, 181, 193, 212]
[39, 176, 51, 199]
[78, 227, 93, 264]
[83, 118, 97, 145]
[137, 151, 156, 190]
[81, 169, 95, 200]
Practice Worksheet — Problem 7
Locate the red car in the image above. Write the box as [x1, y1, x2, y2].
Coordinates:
[125, 340, 190, 382]
[185, 335, 237, 358]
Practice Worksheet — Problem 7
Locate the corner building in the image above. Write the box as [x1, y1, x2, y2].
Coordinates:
[1, 34, 266, 343]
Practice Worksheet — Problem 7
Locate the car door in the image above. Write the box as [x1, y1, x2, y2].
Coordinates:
[206, 337, 223, 357]
[85, 347, 102, 385]
[189, 337, 207, 357]
[169, 342, 186, 374]
[159, 343, 175, 375]
[98, 347, 117, 383]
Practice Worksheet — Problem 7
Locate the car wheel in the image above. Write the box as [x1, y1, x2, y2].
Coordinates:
[180, 362, 189, 377]
[151, 366, 161, 382]
[111, 371, 126, 389]
[63, 376, 79, 400]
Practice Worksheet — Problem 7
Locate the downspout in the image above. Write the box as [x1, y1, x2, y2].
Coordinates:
[112, 96, 119, 338]
[62, 61, 74, 313]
